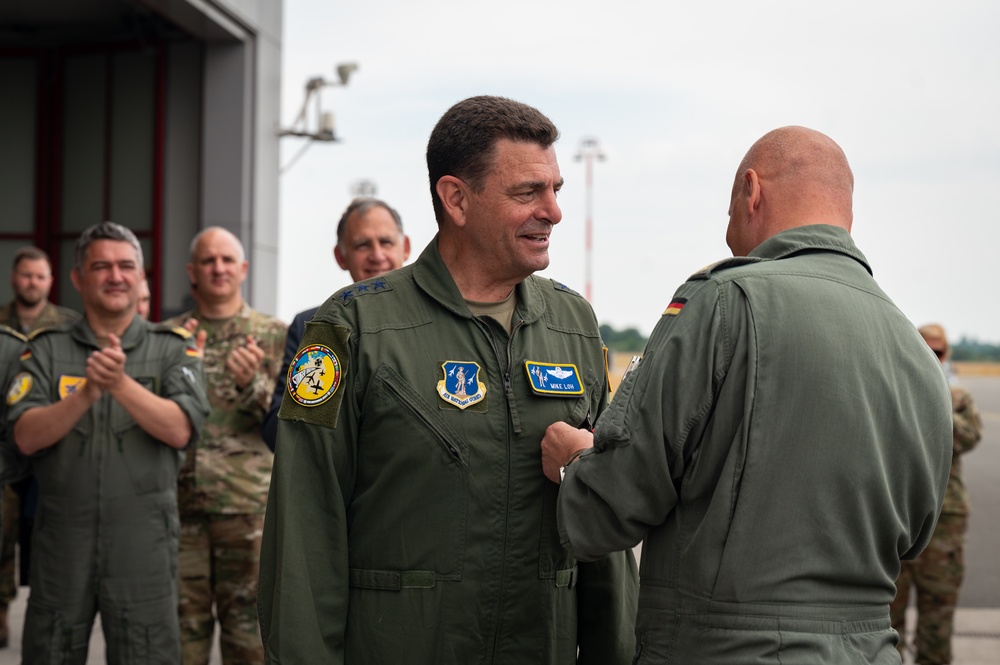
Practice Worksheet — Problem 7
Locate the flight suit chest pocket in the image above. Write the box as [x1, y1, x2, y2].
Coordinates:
[110, 368, 178, 496]
[350, 364, 468, 579]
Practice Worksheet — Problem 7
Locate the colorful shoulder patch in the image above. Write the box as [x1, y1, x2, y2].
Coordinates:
[58, 375, 87, 400]
[286, 344, 343, 406]
[663, 298, 687, 316]
[524, 361, 584, 396]
[6, 372, 32, 406]
[437, 361, 487, 410]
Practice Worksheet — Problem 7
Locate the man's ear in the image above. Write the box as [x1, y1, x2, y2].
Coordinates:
[436, 176, 469, 227]
[745, 169, 762, 219]
[333, 245, 349, 270]
[70, 267, 82, 293]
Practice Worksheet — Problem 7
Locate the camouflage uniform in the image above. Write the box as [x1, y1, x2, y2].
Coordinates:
[0, 301, 80, 641]
[891, 383, 983, 664]
[165, 304, 286, 665]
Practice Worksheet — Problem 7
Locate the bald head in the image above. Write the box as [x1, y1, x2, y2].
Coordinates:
[727, 126, 854, 256]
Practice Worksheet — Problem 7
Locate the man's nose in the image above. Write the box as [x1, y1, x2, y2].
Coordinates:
[537, 189, 562, 225]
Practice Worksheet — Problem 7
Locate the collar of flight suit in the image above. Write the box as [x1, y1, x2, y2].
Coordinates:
[68, 314, 147, 350]
[748, 224, 873, 276]
[411, 234, 547, 326]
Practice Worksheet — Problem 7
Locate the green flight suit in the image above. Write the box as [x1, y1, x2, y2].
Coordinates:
[557, 225, 953, 664]
[1, 325, 29, 486]
[6, 316, 210, 665]
[259, 238, 638, 664]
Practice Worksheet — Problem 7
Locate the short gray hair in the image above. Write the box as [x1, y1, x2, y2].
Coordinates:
[336, 198, 404, 247]
[75, 222, 144, 270]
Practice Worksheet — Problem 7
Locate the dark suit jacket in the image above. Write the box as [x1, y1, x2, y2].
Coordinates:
[261, 306, 319, 451]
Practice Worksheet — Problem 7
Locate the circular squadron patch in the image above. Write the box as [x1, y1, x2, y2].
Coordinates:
[287, 344, 342, 407]
[6, 372, 32, 406]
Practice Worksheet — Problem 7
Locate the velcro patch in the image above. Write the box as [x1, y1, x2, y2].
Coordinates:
[278, 322, 351, 429]
[6, 372, 32, 406]
[524, 361, 584, 396]
[58, 375, 87, 400]
[437, 361, 487, 410]
[663, 298, 687, 316]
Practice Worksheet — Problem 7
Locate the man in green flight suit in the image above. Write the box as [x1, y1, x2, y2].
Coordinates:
[0, 246, 80, 646]
[0, 324, 30, 502]
[6, 222, 210, 664]
[541, 126, 954, 664]
[258, 95, 638, 664]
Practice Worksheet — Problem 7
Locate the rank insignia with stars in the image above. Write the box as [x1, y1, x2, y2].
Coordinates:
[286, 344, 343, 407]
[437, 361, 487, 410]
[334, 276, 393, 306]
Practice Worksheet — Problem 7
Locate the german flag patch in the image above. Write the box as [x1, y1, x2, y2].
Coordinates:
[663, 298, 687, 316]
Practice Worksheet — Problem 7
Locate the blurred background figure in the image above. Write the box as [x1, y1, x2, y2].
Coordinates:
[165, 227, 286, 665]
[260, 197, 410, 450]
[891, 323, 984, 665]
[137, 279, 152, 321]
[0, 247, 80, 648]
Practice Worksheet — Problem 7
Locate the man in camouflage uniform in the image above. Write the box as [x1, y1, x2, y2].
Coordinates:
[891, 323, 983, 665]
[166, 227, 286, 664]
[0, 246, 80, 647]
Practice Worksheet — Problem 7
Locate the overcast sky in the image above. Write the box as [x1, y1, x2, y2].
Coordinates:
[275, 0, 999, 341]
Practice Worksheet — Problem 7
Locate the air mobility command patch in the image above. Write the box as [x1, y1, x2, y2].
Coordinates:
[6, 373, 32, 406]
[663, 297, 687, 316]
[437, 361, 487, 410]
[287, 344, 343, 407]
[525, 362, 584, 396]
[58, 375, 87, 399]
[278, 323, 350, 429]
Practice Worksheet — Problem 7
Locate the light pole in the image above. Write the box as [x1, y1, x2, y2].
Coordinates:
[574, 137, 605, 303]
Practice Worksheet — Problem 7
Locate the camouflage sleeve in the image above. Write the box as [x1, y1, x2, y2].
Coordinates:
[237, 319, 287, 420]
[951, 385, 982, 455]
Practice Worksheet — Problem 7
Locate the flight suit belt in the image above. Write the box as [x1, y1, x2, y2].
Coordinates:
[348, 566, 578, 590]
[638, 586, 890, 634]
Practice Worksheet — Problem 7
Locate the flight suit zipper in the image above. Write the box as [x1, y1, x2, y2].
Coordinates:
[381, 379, 467, 466]
[475, 315, 525, 663]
